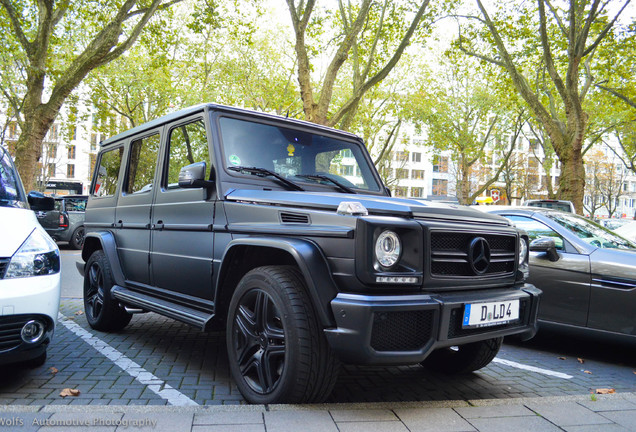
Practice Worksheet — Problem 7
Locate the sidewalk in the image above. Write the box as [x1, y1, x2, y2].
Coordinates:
[2, 393, 635, 431]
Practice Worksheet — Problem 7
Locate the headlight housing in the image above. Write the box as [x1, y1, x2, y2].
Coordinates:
[375, 230, 401, 268]
[5, 227, 60, 279]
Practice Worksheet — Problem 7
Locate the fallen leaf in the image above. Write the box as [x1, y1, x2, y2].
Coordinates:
[577, 358, 585, 364]
[59, 388, 80, 398]
[595, 389, 616, 394]
[49, 367, 58, 375]
[75, 310, 84, 316]
[558, 357, 567, 360]
[583, 370, 592, 374]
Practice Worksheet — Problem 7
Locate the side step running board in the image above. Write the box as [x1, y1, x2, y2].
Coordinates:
[111, 285, 213, 331]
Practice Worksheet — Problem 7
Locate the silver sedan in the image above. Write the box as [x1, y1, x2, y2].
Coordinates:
[479, 207, 636, 343]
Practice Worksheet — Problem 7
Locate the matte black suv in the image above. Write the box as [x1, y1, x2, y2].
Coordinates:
[36, 195, 87, 249]
[78, 104, 541, 404]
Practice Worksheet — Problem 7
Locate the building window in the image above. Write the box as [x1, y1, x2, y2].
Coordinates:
[47, 124, 58, 141]
[89, 154, 97, 179]
[49, 144, 57, 159]
[91, 133, 99, 151]
[432, 156, 448, 173]
[8, 122, 18, 139]
[432, 179, 448, 196]
[411, 169, 425, 180]
[68, 145, 76, 159]
[340, 165, 354, 176]
[47, 163, 55, 177]
[411, 187, 424, 198]
[67, 164, 75, 178]
[396, 168, 409, 179]
[394, 186, 407, 197]
[412, 152, 421, 163]
[395, 151, 409, 162]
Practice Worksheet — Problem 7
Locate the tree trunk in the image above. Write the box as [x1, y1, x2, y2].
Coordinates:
[14, 108, 57, 193]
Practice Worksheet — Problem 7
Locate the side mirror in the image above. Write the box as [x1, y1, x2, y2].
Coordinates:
[529, 237, 560, 262]
[178, 162, 214, 189]
[27, 191, 55, 211]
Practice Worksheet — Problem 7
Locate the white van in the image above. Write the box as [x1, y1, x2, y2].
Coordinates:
[0, 146, 61, 367]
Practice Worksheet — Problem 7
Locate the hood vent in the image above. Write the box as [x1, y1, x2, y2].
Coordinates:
[280, 212, 310, 224]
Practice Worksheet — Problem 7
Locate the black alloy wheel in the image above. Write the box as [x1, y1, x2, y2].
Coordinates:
[226, 266, 339, 404]
[70, 226, 85, 250]
[83, 250, 131, 331]
[232, 289, 286, 395]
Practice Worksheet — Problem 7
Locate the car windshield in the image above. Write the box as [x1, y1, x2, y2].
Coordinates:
[545, 212, 636, 250]
[0, 147, 26, 209]
[219, 117, 382, 192]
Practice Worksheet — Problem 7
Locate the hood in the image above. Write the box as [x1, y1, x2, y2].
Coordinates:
[0, 207, 37, 257]
[225, 189, 511, 226]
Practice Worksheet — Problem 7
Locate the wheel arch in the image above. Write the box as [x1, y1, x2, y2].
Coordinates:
[216, 237, 338, 328]
[81, 231, 126, 287]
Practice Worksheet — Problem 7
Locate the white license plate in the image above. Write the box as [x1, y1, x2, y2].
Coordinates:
[462, 300, 520, 328]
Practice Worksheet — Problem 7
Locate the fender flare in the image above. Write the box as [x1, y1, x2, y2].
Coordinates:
[218, 237, 339, 327]
[81, 231, 126, 287]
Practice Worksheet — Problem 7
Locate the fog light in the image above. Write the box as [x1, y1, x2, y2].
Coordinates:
[376, 276, 419, 284]
[21, 320, 45, 343]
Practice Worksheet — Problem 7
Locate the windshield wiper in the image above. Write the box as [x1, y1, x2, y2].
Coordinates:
[296, 174, 356, 194]
[228, 166, 305, 191]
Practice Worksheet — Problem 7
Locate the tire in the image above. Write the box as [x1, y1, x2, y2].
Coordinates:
[70, 226, 85, 250]
[25, 351, 47, 368]
[226, 266, 339, 404]
[83, 250, 132, 332]
[422, 337, 503, 374]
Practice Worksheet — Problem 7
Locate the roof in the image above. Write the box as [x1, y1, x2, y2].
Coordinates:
[100, 103, 360, 148]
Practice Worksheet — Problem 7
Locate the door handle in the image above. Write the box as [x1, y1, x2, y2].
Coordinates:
[153, 221, 164, 230]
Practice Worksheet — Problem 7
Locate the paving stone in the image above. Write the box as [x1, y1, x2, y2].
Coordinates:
[0, 413, 51, 432]
[194, 411, 263, 425]
[394, 408, 476, 432]
[192, 425, 265, 432]
[336, 421, 410, 432]
[577, 398, 636, 412]
[599, 410, 636, 430]
[525, 401, 613, 427]
[562, 425, 631, 432]
[264, 410, 338, 432]
[329, 409, 398, 422]
[454, 405, 534, 419]
[119, 412, 193, 431]
[468, 414, 562, 431]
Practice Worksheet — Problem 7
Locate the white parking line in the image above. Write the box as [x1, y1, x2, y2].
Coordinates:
[58, 313, 199, 406]
[493, 357, 573, 379]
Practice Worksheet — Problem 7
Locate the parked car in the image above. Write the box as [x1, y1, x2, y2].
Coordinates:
[78, 104, 540, 404]
[614, 221, 636, 243]
[600, 218, 631, 231]
[0, 146, 61, 367]
[479, 206, 636, 344]
[522, 199, 575, 213]
[35, 194, 87, 249]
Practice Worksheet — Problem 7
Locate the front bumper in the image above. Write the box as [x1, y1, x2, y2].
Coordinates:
[324, 283, 540, 365]
[0, 273, 61, 365]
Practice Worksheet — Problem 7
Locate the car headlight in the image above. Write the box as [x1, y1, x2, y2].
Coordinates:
[5, 227, 60, 278]
[518, 237, 528, 266]
[375, 230, 401, 268]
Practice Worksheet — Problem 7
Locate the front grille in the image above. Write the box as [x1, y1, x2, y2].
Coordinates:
[430, 232, 516, 277]
[447, 299, 529, 339]
[371, 310, 435, 351]
[0, 316, 33, 352]
[0, 258, 9, 279]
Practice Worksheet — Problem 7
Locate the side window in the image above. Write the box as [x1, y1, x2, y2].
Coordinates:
[507, 215, 565, 250]
[93, 147, 124, 197]
[166, 120, 210, 187]
[126, 134, 160, 194]
[66, 198, 86, 211]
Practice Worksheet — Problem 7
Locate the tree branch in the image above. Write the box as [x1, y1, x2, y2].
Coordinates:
[0, 0, 34, 57]
[583, 0, 630, 56]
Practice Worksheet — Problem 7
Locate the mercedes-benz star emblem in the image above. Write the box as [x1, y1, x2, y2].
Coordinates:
[469, 237, 491, 274]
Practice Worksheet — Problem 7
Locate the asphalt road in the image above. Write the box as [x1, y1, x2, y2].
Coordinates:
[2, 247, 631, 407]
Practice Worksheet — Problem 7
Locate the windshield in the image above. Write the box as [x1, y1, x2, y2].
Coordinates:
[0, 147, 27, 209]
[545, 212, 636, 250]
[219, 117, 382, 192]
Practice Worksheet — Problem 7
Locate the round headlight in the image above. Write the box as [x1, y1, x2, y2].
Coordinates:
[518, 237, 528, 266]
[375, 230, 401, 268]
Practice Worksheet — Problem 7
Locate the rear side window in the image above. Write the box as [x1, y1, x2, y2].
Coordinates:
[93, 147, 124, 197]
[65, 198, 87, 211]
[166, 120, 209, 187]
[126, 134, 160, 194]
